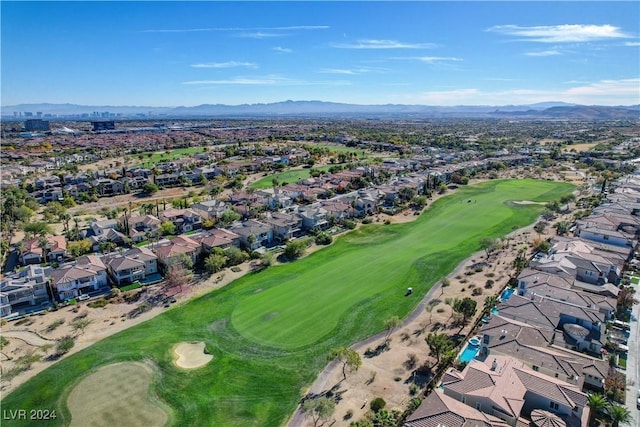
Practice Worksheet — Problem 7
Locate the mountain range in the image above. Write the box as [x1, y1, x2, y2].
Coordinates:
[2, 101, 639, 120]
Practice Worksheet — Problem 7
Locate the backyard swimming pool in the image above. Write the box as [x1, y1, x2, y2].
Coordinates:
[500, 288, 515, 301]
[459, 337, 481, 363]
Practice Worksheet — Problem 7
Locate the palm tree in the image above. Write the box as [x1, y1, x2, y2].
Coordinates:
[38, 236, 49, 264]
[483, 295, 499, 315]
[607, 403, 632, 427]
[586, 393, 607, 426]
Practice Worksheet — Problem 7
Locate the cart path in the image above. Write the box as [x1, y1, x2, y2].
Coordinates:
[2, 330, 52, 346]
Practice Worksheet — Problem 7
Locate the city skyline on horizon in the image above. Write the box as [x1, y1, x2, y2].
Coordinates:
[2, 1, 639, 108]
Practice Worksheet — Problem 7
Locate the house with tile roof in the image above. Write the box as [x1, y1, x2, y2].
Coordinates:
[20, 235, 67, 265]
[199, 228, 241, 253]
[153, 235, 201, 268]
[50, 255, 108, 300]
[440, 356, 589, 427]
[105, 247, 158, 286]
[405, 389, 510, 427]
[478, 316, 609, 391]
[495, 294, 606, 355]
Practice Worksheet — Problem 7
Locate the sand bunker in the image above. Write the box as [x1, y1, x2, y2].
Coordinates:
[173, 342, 212, 369]
[512, 200, 546, 205]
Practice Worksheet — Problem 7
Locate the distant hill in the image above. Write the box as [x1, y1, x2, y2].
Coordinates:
[2, 100, 638, 120]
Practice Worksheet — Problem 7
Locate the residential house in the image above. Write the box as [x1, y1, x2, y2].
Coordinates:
[297, 205, 329, 231]
[106, 247, 158, 286]
[262, 212, 303, 242]
[320, 200, 353, 222]
[479, 316, 609, 391]
[496, 294, 606, 355]
[230, 220, 273, 250]
[120, 214, 162, 243]
[50, 255, 108, 300]
[154, 235, 201, 268]
[199, 228, 241, 253]
[91, 178, 124, 197]
[441, 356, 588, 427]
[191, 200, 229, 220]
[159, 208, 203, 233]
[20, 235, 67, 265]
[0, 265, 51, 317]
[516, 269, 616, 319]
[405, 389, 511, 427]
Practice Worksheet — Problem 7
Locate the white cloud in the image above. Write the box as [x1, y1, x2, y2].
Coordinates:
[415, 56, 463, 63]
[331, 39, 435, 49]
[389, 78, 640, 106]
[525, 50, 562, 57]
[318, 67, 387, 75]
[273, 46, 293, 54]
[183, 75, 351, 87]
[235, 32, 284, 39]
[625, 41, 640, 47]
[190, 61, 258, 69]
[487, 24, 630, 43]
[565, 78, 640, 97]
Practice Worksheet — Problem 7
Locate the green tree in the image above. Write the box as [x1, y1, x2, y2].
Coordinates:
[586, 393, 607, 426]
[453, 297, 477, 325]
[383, 315, 402, 343]
[533, 221, 547, 237]
[160, 221, 176, 236]
[142, 182, 159, 195]
[225, 247, 248, 266]
[284, 239, 308, 260]
[218, 209, 241, 227]
[483, 295, 499, 315]
[301, 396, 335, 427]
[67, 239, 92, 258]
[425, 332, 454, 368]
[329, 347, 362, 381]
[56, 336, 75, 355]
[23, 222, 52, 238]
[554, 221, 570, 236]
[607, 403, 632, 427]
[204, 253, 227, 274]
[479, 237, 497, 258]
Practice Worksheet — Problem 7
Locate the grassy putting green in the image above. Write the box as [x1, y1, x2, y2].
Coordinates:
[67, 362, 170, 427]
[3, 179, 574, 427]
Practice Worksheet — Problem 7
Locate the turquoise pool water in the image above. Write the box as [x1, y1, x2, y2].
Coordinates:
[500, 288, 515, 301]
[459, 343, 479, 363]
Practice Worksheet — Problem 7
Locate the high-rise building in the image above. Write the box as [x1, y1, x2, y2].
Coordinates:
[92, 121, 115, 131]
[24, 119, 50, 132]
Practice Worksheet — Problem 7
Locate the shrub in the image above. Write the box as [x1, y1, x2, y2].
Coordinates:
[409, 384, 420, 396]
[88, 298, 109, 308]
[344, 220, 356, 229]
[485, 280, 495, 289]
[362, 218, 372, 224]
[370, 397, 386, 413]
[343, 409, 354, 420]
[472, 288, 483, 296]
[315, 232, 333, 245]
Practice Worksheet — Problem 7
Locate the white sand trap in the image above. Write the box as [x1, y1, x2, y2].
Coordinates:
[173, 342, 212, 369]
[512, 200, 546, 205]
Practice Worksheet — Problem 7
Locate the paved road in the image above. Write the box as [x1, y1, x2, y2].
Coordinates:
[625, 284, 639, 424]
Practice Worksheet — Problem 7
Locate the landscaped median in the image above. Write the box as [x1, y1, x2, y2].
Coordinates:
[2, 179, 575, 427]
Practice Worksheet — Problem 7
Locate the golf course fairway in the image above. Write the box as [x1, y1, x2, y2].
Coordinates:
[2, 179, 574, 427]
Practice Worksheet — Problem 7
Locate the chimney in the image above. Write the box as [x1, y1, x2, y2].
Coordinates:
[491, 358, 498, 371]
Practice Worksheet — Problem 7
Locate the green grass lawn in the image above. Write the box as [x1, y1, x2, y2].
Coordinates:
[2, 179, 574, 427]
[249, 165, 335, 189]
[132, 147, 207, 168]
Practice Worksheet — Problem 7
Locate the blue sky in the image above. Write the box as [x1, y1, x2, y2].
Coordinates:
[1, 1, 639, 106]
